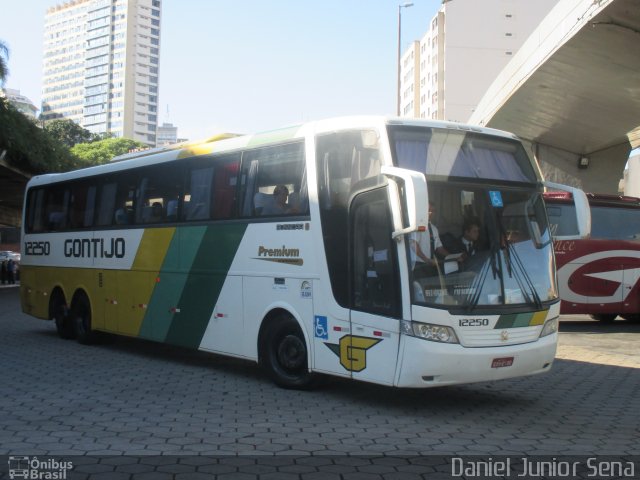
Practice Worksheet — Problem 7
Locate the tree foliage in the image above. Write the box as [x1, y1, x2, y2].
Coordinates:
[44, 119, 97, 148]
[0, 39, 9, 85]
[1, 99, 148, 174]
[0, 98, 80, 173]
[71, 137, 148, 166]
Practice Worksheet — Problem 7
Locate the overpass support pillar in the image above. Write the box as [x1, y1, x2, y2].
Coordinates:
[0, 206, 22, 228]
[527, 141, 630, 194]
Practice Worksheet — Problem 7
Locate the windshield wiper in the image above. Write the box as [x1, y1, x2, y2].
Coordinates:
[494, 209, 543, 310]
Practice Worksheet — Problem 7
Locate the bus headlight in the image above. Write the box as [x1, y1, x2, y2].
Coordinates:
[401, 320, 459, 344]
[539, 317, 559, 338]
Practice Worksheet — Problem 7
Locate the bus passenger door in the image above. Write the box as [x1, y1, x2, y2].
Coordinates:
[346, 187, 402, 386]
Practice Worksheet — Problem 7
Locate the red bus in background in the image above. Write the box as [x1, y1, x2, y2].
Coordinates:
[544, 192, 640, 322]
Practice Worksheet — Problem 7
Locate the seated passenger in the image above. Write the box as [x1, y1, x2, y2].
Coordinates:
[262, 185, 297, 215]
[410, 201, 459, 277]
[150, 202, 163, 222]
[443, 217, 481, 259]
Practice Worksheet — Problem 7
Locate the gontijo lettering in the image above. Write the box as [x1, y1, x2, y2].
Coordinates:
[64, 238, 126, 258]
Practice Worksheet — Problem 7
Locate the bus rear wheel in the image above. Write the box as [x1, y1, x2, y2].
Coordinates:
[591, 314, 617, 323]
[51, 291, 74, 339]
[262, 315, 315, 389]
[71, 293, 97, 345]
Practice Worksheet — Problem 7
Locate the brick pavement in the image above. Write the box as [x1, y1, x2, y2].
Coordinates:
[1, 288, 639, 478]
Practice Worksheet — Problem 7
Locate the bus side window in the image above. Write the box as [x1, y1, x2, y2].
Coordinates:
[183, 165, 213, 222]
[239, 141, 306, 218]
[45, 187, 70, 232]
[211, 154, 240, 220]
[26, 189, 46, 233]
[69, 182, 96, 229]
[96, 182, 117, 226]
[316, 130, 383, 308]
[136, 164, 182, 225]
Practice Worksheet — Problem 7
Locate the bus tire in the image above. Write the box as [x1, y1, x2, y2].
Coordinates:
[590, 314, 617, 323]
[71, 292, 97, 345]
[262, 314, 315, 390]
[51, 290, 74, 339]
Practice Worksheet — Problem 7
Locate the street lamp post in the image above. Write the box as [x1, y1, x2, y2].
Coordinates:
[397, 2, 414, 116]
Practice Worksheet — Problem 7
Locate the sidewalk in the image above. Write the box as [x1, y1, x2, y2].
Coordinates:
[0, 282, 19, 289]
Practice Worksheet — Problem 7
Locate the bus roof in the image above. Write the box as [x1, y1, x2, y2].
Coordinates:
[25, 116, 522, 189]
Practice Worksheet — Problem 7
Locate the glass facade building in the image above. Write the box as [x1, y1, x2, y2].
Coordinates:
[42, 0, 161, 146]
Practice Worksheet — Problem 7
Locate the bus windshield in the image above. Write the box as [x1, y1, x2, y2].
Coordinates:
[389, 126, 556, 310]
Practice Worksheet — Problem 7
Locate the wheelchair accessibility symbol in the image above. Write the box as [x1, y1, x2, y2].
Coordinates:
[489, 190, 503, 207]
[314, 316, 328, 340]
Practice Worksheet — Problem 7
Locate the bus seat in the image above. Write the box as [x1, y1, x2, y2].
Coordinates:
[254, 192, 274, 215]
[186, 203, 207, 221]
[140, 205, 153, 223]
[48, 211, 66, 231]
[166, 200, 178, 221]
[288, 192, 300, 211]
[114, 208, 128, 225]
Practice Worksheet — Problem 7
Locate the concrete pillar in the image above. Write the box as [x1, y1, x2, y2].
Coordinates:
[529, 141, 630, 193]
[0, 206, 22, 228]
[624, 154, 640, 197]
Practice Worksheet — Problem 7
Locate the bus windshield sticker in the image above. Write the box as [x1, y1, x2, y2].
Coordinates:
[490, 191, 504, 207]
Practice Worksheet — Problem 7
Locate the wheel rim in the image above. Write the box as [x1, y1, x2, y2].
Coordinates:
[75, 301, 89, 335]
[276, 334, 306, 372]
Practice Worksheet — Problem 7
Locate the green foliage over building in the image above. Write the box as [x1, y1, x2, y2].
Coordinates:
[71, 137, 148, 166]
[0, 98, 79, 173]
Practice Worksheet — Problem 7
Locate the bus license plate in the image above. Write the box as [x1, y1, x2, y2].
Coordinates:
[491, 357, 514, 368]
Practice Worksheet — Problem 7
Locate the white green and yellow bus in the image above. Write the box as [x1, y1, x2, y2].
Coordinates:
[20, 117, 589, 389]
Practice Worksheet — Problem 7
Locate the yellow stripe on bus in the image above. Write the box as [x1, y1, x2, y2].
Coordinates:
[132, 227, 176, 270]
[530, 310, 548, 326]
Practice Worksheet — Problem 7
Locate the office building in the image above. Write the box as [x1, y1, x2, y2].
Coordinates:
[156, 122, 177, 146]
[400, 0, 558, 122]
[1, 88, 38, 118]
[41, 0, 161, 146]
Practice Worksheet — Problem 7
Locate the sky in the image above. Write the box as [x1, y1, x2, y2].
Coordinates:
[0, 0, 442, 141]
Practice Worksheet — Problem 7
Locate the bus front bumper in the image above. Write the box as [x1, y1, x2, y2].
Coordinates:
[395, 333, 557, 388]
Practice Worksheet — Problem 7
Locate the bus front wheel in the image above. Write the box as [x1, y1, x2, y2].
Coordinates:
[262, 314, 315, 390]
[591, 314, 617, 323]
[72, 293, 97, 345]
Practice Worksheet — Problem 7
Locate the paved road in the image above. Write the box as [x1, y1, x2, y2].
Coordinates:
[1, 287, 639, 478]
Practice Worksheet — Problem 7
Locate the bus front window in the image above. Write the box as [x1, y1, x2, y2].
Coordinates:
[389, 126, 557, 311]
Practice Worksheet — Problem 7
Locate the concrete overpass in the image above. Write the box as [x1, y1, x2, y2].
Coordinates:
[469, 0, 640, 193]
[0, 151, 29, 227]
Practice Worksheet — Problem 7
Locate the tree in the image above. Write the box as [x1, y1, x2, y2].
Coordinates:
[44, 118, 97, 148]
[71, 137, 148, 166]
[0, 39, 8, 85]
[0, 98, 79, 173]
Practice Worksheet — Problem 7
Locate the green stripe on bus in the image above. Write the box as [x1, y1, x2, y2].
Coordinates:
[494, 313, 530, 329]
[138, 225, 208, 341]
[164, 223, 248, 348]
